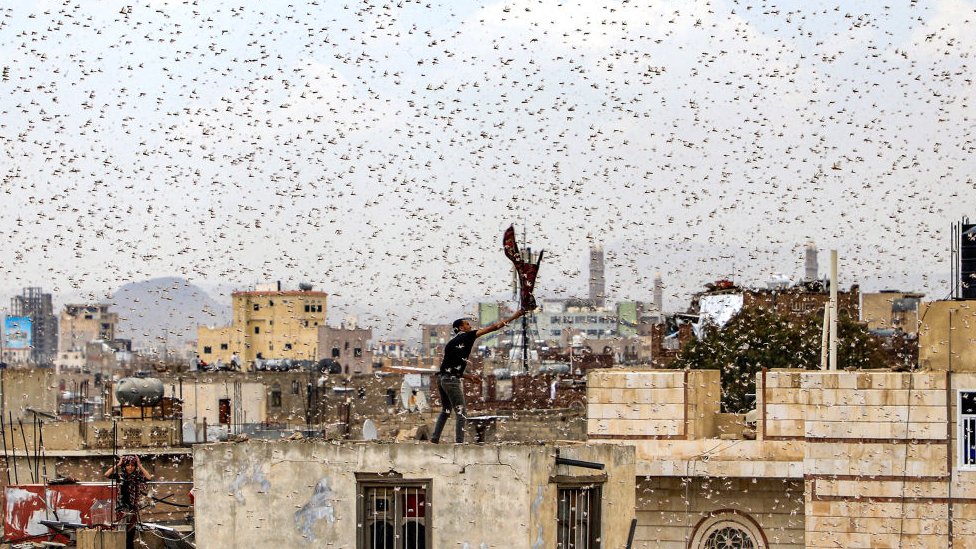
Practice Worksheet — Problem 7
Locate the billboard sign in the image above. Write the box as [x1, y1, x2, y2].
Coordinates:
[3, 316, 32, 349]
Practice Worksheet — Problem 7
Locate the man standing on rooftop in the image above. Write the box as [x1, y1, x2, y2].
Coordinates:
[430, 308, 526, 443]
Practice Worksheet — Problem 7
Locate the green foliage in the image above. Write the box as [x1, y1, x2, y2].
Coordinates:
[672, 307, 887, 412]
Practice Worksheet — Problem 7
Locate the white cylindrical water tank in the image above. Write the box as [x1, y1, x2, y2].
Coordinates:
[115, 377, 165, 406]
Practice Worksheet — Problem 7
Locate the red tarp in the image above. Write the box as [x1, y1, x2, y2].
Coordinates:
[3, 484, 115, 544]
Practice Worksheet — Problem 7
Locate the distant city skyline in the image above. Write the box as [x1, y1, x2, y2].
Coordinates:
[2, 0, 973, 338]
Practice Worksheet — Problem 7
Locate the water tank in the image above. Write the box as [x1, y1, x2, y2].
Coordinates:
[115, 377, 165, 407]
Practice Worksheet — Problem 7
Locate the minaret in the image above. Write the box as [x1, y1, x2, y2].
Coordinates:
[588, 245, 605, 308]
[653, 272, 664, 312]
[804, 242, 819, 281]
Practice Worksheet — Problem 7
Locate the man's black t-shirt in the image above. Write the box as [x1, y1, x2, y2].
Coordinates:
[439, 330, 478, 376]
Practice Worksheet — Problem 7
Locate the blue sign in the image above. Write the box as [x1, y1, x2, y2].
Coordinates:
[3, 317, 32, 349]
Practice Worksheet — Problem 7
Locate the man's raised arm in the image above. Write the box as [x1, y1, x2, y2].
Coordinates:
[475, 309, 526, 338]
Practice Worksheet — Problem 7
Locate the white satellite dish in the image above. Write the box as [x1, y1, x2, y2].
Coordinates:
[362, 419, 378, 441]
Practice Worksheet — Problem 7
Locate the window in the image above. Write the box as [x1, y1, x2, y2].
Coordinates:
[690, 512, 764, 549]
[354, 347, 363, 358]
[332, 347, 341, 358]
[253, 303, 260, 311]
[292, 381, 300, 395]
[357, 477, 429, 549]
[271, 384, 282, 408]
[284, 343, 293, 350]
[556, 484, 601, 549]
[218, 398, 231, 425]
[254, 326, 260, 334]
[959, 390, 976, 469]
[220, 343, 229, 350]
[702, 527, 755, 549]
[203, 346, 212, 354]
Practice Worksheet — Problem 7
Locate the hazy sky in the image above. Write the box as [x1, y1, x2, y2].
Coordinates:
[1, 0, 974, 338]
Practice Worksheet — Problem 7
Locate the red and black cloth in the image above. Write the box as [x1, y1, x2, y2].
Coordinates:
[503, 225, 543, 310]
[112, 456, 148, 513]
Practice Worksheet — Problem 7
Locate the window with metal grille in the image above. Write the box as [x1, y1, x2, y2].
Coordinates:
[702, 526, 755, 548]
[556, 485, 601, 549]
[357, 479, 429, 549]
[690, 513, 764, 549]
[960, 390, 976, 469]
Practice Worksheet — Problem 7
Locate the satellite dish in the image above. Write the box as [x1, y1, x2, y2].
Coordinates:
[362, 419, 378, 441]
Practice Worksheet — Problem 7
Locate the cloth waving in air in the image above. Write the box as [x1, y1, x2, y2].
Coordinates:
[503, 225, 543, 310]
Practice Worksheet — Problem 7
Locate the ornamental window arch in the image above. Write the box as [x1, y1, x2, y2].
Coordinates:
[689, 510, 767, 549]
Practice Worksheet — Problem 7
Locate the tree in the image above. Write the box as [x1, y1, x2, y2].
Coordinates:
[672, 307, 888, 412]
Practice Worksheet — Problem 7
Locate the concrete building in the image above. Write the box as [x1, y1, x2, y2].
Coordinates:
[862, 291, 924, 333]
[58, 304, 117, 353]
[197, 285, 327, 368]
[319, 323, 374, 374]
[374, 339, 409, 359]
[56, 304, 119, 370]
[419, 323, 456, 358]
[3, 287, 58, 365]
[532, 297, 618, 346]
[192, 441, 635, 548]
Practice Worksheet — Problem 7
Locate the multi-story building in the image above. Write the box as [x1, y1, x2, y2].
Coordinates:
[319, 322, 374, 374]
[2, 287, 58, 365]
[532, 298, 617, 346]
[56, 304, 118, 370]
[197, 284, 327, 368]
[419, 323, 457, 358]
[862, 290, 923, 333]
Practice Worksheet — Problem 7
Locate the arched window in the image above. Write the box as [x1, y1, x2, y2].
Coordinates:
[690, 511, 766, 549]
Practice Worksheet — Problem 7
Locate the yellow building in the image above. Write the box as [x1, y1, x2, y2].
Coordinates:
[918, 299, 976, 371]
[197, 289, 327, 368]
[861, 291, 923, 332]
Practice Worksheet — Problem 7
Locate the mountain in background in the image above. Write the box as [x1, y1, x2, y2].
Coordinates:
[109, 277, 229, 350]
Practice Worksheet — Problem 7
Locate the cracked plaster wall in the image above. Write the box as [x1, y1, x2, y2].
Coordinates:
[192, 440, 633, 547]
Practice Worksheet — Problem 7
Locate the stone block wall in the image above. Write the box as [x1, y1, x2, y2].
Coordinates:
[634, 477, 804, 549]
[795, 371, 975, 548]
[587, 369, 720, 440]
[758, 370, 805, 439]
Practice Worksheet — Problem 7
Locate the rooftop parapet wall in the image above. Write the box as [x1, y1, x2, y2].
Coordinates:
[586, 369, 719, 440]
[192, 441, 635, 549]
[759, 370, 949, 442]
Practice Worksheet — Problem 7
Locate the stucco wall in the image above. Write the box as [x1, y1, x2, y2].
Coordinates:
[192, 440, 634, 548]
[919, 300, 976, 372]
[0, 369, 57, 420]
